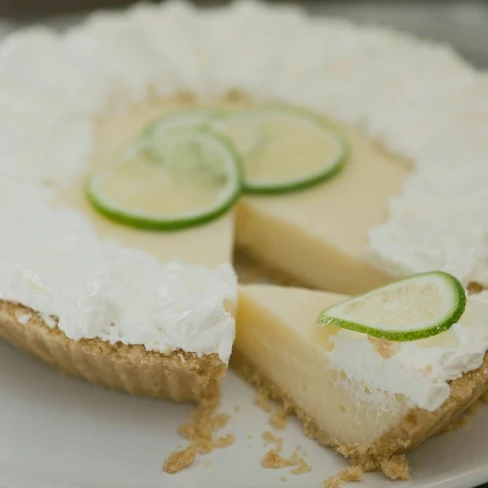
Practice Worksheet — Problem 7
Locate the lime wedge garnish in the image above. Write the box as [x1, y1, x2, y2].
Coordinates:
[85, 131, 242, 231]
[213, 105, 348, 194]
[317, 271, 467, 341]
[144, 108, 221, 162]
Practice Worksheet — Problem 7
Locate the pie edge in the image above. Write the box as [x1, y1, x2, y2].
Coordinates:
[0, 301, 227, 403]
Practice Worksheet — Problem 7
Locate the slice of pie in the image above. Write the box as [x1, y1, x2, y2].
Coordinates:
[0, 94, 238, 403]
[0, 196, 237, 403]
[233, 284, 488, 474]
[0, 208, 238, 405]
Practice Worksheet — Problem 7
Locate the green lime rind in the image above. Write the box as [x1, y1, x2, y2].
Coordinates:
[213, 104, 349, 195]
[316, 271, 467, 342]
[242, 150, 347, 195]
[85, 132, 244, 231]
[143, 104, 349, 194]
[143, 108, 223, 162]
[84, 179, 240, 231]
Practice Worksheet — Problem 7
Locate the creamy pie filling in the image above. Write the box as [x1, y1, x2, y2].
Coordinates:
[50, 96, 408, 295]
[236, 284, 488, 447]
[51, 97, 235, 268]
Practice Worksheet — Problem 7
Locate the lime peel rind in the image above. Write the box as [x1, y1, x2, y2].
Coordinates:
[213, 104, 349, 194]
[317, 271, 467, 342]
[85, 132, 243, 231]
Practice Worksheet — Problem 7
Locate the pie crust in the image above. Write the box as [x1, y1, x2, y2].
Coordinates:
[0, 301, 227, 402]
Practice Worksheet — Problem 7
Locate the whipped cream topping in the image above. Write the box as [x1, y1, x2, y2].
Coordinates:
[328, 291, 488, 411]
[0, 189, 236, 361]
[0, 1, 487, 383]
[0, 1, 486, 285]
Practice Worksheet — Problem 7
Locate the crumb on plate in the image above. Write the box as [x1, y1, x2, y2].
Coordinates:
[321, 466, 363, 488]
[163, 398, 235, 474]
[261, 449, 311, 475]
[262, 430, 283, 452]
[380, 455, 410, 480]
[163, 445, 197, 474]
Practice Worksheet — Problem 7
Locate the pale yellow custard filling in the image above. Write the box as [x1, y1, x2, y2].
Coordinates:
[235, 284, 410, 446]
[51, 96, 408, 290]
[52, 98, 234, 268]
[237, 121, 409, 294]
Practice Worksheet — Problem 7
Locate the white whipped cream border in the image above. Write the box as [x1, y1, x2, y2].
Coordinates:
[1, 0, 487, 284]
[0, 0, 487, 395]
[0, 191, 237, 361]
[327, 292, 488, 411]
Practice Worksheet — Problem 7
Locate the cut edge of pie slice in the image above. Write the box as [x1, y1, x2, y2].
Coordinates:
[232, 284, 488, 476]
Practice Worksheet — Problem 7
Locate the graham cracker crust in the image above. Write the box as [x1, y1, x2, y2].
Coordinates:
[230, 348, 488, 477]
[0, 300, 227, 403]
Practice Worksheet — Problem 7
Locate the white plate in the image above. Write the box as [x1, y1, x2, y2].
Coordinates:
[0, 339, 487, 488]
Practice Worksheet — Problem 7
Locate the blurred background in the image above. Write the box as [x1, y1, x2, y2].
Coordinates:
[0, 1, 487, 68]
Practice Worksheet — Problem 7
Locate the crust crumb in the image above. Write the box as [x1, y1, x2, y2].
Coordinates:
[234, 405, 241, 412]
[280, 475, 287, 482]
[270, 405, 291, 430]
[210, 412, 231, 430]
[178, 401, 232, 454]
[254, 382, 291, 429]
[163, 445, 197, 474]
[165, 399, 234, 473]
[468, 282, 484, 295]
[254, 389, 273, 413]
[262, 430, 284, 452]
[213, 433, 236, 449]
[261, 449, 311, 475]
[321, 466, 363, 488]
[261, 450, 293, 469]
[380, 455, 410, 480]
[205, 461, 212, 469]
[289, 452, 311, 475]
[368, 336, 398, 359]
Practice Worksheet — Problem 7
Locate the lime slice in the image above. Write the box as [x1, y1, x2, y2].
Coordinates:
[212, 105, 348, 194]
[85, 131, 242, 231]
[144, 108, 221, 162]
[317, 271, 466, 341]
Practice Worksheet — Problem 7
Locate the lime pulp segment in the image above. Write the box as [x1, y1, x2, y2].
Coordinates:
[85, 131, 243, 230]
[317, 271, 467, 341]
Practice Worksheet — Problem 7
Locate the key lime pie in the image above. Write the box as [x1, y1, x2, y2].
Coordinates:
[1, 0, 488, 478]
